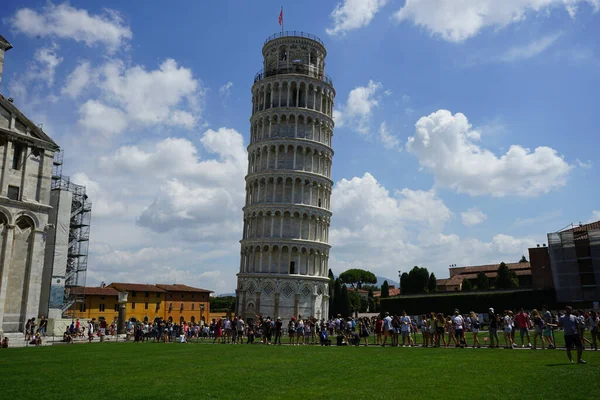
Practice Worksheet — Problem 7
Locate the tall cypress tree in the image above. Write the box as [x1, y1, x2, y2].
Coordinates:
[340, 285, 351, 317]
[381, 280, 390, 298]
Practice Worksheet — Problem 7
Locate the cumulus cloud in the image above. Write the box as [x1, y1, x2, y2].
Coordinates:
[77, 59, 203, 137]
[591, 210, 600, 221]
[100, 128, 246, 238]
[11, 3, 132, 52]
[378, 122, 402, 151]
[461, 208, 487, 226]
[71, 172, 127, 217]
[329, 172, 534, 278]
[327, 0, 389, 35]
[8, 44, 63, 101]
[33, 45, 63, 86]
[335, 80, 383, 135]
[61, 61, 93, 98]
[394, 0, 599, 42]
[406, 110, 573, 197]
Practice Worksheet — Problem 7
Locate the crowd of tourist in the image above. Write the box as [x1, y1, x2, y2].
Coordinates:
[6, 304, 598, 364]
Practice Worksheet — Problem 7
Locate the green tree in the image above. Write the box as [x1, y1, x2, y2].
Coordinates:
[476, 272, 490, 290]
[428, 272, 437, 292]
[462, 279, 472, 292]
[403, 266, 430, 294]
[400, 273, 409, 294]
[381, 280, 390, 299]
[339, 285, 352, 316]
[348, 289, 361, 312]
[332, 278, 343, 316]
[339, 268, 377, 289]
[519, 255, 528, 263]
[496, 262, 519, 289]
[359, 297, 369, 313]
[328, 269, 335, 316]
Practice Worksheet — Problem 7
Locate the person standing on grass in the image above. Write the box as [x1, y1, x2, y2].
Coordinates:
[542, 305, 555, 349]
[446, 316, 456, 348]
[296, 316, 305, 345]
[503, 310, 515, 349]
[428, 312, 437, 347]
[588, 311, 598, 351]
[400, 311, 412, 347]
[236, 316, 245, 344]
[452, 310, 465, 348]
[488, 308, 499, 348]
[360, 317, 371, 346]
[515, 308, 532, 348]
[435, 313, 445, 348]
[273, 317, 283, 345]
[531, 309, 545, 350]
[558, 306, 586, 364]
[470, 312, 481, 348]
[381, 312, 393, 347]
[288, 317, 296, 345]
[213, 319, 222, 344]
[420, 315, 429, 347]
[375, 316, 383, 345]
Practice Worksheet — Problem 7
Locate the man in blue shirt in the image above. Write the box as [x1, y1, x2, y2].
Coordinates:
[558, 306, 586, 364]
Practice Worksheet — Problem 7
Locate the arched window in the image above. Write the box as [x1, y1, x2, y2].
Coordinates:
[279, 46, 288, 61]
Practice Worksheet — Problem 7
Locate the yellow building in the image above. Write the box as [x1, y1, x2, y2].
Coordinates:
[155, 284, 211, 324]
[68, 286, 119, 321]
[67, 283, 213, 324]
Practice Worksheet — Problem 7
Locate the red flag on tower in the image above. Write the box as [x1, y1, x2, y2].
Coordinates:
[278, 7, 283, 29]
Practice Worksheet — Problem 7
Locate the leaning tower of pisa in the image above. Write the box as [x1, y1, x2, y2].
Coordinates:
[236, 32, 335, 323]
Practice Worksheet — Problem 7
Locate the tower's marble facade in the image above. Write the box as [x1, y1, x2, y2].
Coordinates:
[236, 32, 335, 323]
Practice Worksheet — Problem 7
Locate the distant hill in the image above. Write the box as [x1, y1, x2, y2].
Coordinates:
[376, 276, 399, 288]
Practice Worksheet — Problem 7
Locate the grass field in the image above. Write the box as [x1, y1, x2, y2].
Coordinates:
[1, 342, 599, 399]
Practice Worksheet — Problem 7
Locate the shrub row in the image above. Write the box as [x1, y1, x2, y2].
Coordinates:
[380, 289, 557, 315]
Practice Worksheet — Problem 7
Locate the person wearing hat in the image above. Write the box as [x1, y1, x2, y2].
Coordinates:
[452, 309, 466, 348]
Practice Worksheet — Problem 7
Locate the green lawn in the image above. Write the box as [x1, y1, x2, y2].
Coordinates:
[1, 342, 599, 399]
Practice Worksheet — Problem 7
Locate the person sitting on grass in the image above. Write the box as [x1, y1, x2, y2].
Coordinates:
[558, 306, 586, 364]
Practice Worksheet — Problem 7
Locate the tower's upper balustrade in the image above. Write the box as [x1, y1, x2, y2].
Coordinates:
[254, 31, 332, 86]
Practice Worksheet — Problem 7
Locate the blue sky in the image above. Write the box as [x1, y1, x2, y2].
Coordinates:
[1, 0, 598, 292]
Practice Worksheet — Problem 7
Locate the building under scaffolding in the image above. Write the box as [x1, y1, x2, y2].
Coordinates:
[548, 221, 600, 303]
[39, 151, 92, 319]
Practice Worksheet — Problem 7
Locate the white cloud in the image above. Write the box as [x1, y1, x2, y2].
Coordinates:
[33, 45, 63, 86]
[395, 0, 599, 42]
[591, 210, 600, 221]
[11, 3, 132, 52]
[461, 208, 488, 226]
[100, 128, 246, 238]
[330, 172, 534, 278]
[218, 81, 233, 99]
[61, 61, 93, 98]
[78, 100, 128, 137]
[576, 159, 592, 168]
[77, 59, 203, 136]
[499, 33, 562, 62]
[327, 0, 389, 35]
[71, 172, 127, 217]
[406, 110, 573, 197]
[335, 80, 383, 135]
[378, 122, 402, 151]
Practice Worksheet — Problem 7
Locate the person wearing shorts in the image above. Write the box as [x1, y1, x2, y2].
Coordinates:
[452, 310, 465, 348]
[401, 311, 412, 346]
[559, 306, 585, 364]
[381, 312, 394, 347]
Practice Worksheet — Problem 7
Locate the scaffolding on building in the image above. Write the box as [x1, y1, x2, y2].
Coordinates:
[50, 151, 92, 315]
[547, 221, 600, 303]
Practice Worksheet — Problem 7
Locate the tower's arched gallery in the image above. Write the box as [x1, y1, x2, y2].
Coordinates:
[236, 32, 335, 322]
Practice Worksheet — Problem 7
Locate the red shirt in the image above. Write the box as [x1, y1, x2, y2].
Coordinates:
[515, 313, 528, 329]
